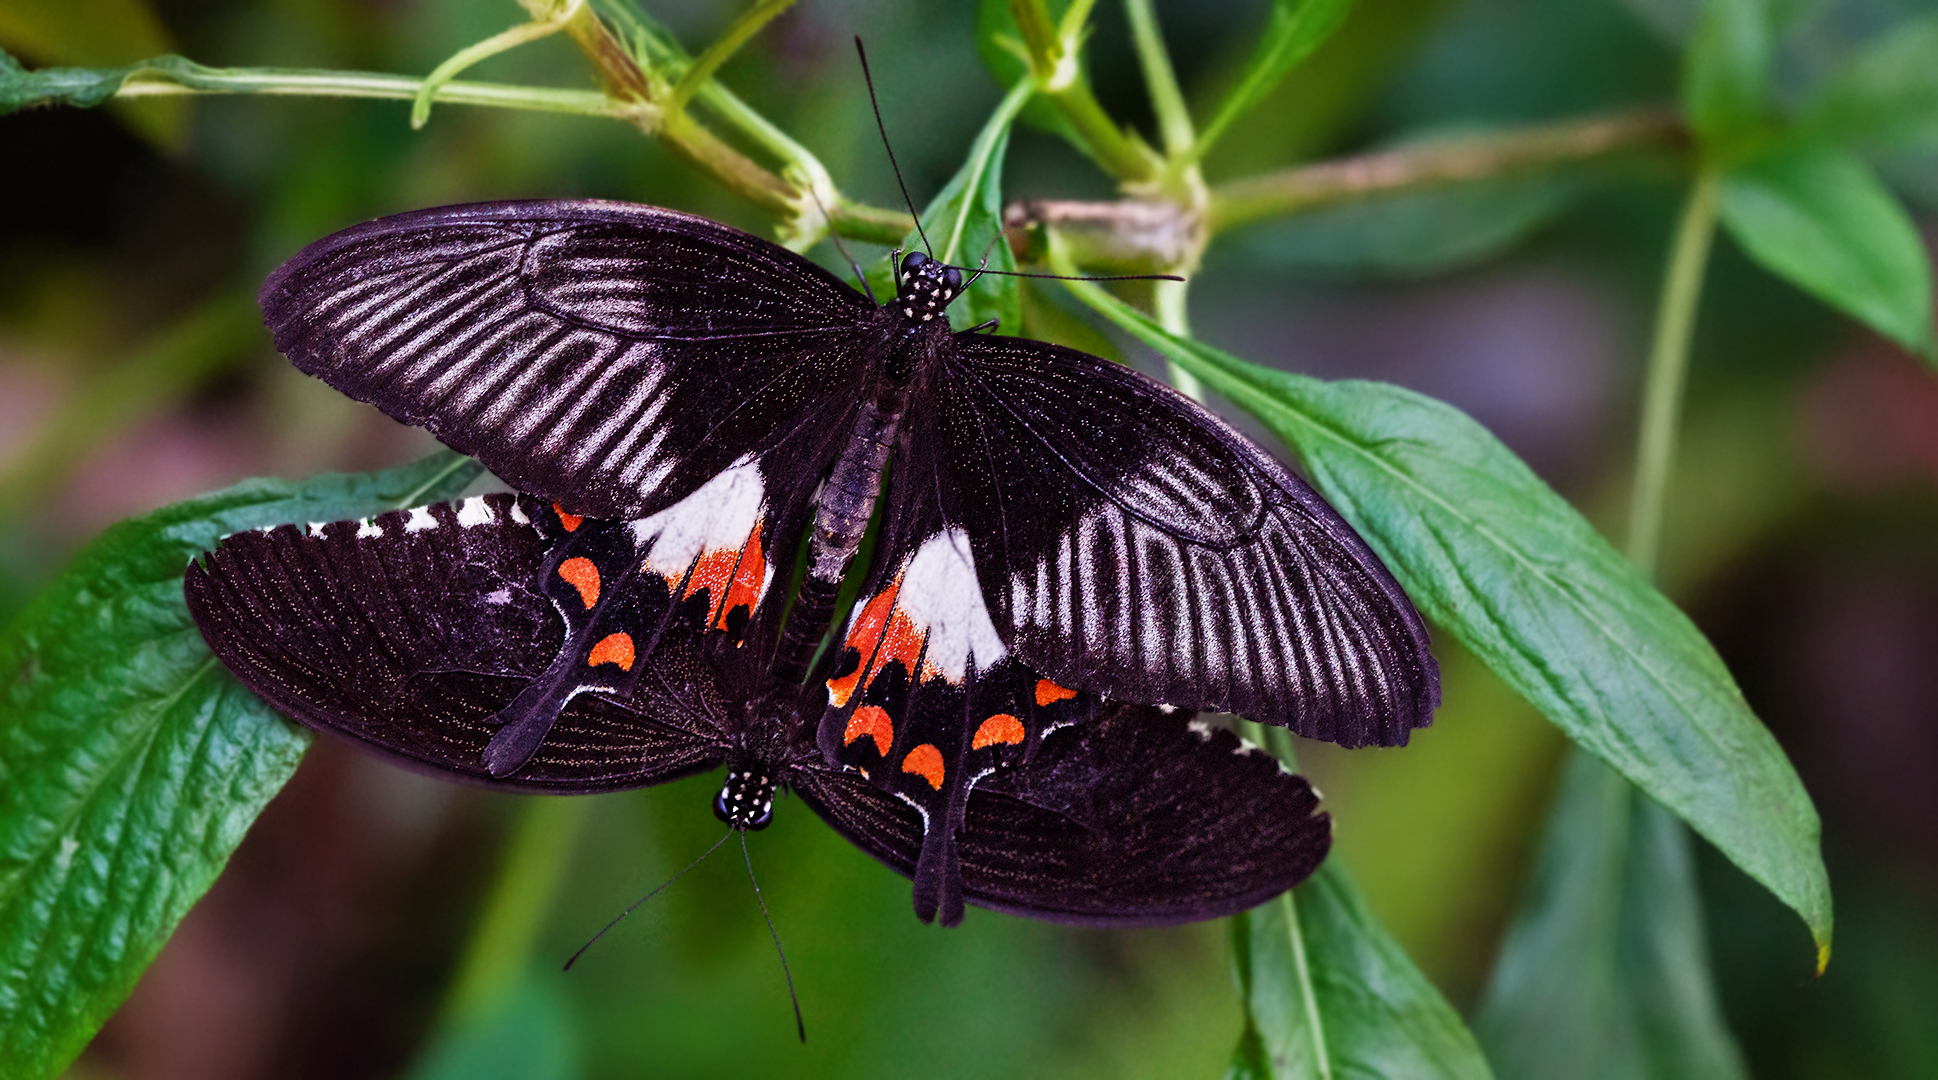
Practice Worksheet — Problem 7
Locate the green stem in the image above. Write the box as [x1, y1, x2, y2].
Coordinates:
[1627, 169, 1720, 578]
[438, 797, 589, 1025]
[1209, 107, 1686, 234]
[1153, 278, 1203, 400]
[1123, 0, 1194, 158]
[112, 64, 627, 117]
[412, 0, 582, 129]
[1007, 0, 1158, 182]
[665, 0, 795, 118]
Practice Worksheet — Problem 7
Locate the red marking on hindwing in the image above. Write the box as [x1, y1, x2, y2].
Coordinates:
[587, 632, 634, 670]
[843, 705, 894, 757]
[714, 521, 766, 629]
[972, 714, 1026, 750]
[557, 557, 601, 608]
[824, 579, 926, 707]
[1035, 679, 1077, 706]
[553, 503, 583, 531]
[902, 744, 945, 790]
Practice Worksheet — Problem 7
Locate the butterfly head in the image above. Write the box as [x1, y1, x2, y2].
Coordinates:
[893, 251, 963, 326]
[713, 766, 777, 831]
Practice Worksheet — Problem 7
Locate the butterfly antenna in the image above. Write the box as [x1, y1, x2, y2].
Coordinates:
[563, 828, 734, 971]
[855, 36, 931, 258]
[742, 830, 806, 1042]
[809, 186, 875, 303]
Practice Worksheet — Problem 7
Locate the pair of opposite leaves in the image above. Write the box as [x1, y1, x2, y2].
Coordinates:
[185, 200, 1440, 929]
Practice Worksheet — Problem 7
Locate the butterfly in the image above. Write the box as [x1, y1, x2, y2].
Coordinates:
[184, 492, 1332, 927]
[256, 199, 1440, 789]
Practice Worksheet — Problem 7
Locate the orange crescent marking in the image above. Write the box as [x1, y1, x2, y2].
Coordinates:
[843, 705, 895, 757]
[552, 503, 583, 531]
[683, 548, 738, 620]
[1035, 679, 1077, 706]
[556, 557, 601, 608]
[972, 714, 1026, 750]
[901, 743, 945, 790]
[827, 582, 901, 707]
[586, 632, 634, 670]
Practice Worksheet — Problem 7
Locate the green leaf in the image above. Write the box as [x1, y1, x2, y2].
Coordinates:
[1236, 173, 1574, 279]
[1229, 863, 1492, 1080]
[1681, 0, 1770, 146]
[1719, 143, 1937, 360]
[0, 451, 483, 1080]
[0, 49, 227, 113]
[1476, 750, 1749, 1080]
[868, 79, 1032, 335]
[1060, 283, 1833, 965]
[1191, 0, 1357, 163]
[1804, 15, 1938, 153]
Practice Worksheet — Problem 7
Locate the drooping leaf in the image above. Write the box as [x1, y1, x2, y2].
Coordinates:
[1719, 143, 1936, 360]
[1061, 282, 1833, 965]
[1193, 0, 1358, 161]
[0, 452, 483, 1080]
[869, 79, 1031, 334]
[1681, 0, 1770, 147]
[1476, 749, 1749, 1080]
[1803, 15, 1938, 153]
[1229, 863, 1492, 1080]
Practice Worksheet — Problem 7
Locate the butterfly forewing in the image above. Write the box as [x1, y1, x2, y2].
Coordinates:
[261, 201, 877, 521]
[930, 334, 1439, 747]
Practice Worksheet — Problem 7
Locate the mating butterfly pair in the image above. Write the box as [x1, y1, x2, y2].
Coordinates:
[186, 200, 1439, 927]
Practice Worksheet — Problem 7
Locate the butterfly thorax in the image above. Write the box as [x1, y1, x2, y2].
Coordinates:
[887, 251, 963, 337]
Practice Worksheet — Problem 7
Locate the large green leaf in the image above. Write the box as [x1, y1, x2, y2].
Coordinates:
[867, 79, 1031, 335]
[0, 452, 482, 1080]
[1803, 15, 1938, 153]
[1228, 863, 1492, 1080]
[1191, 0, 1357, 162]
[1060, 282, 1832, 965]
[1476, 750, 1748, 1080]
[1719, 143, 1936, 360]
[1681, 0, 1770, 147]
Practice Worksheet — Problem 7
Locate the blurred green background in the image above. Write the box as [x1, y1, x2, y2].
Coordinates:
[3, 0, 1934, 1077]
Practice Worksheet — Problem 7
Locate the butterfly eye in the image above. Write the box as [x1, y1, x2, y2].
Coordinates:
[901, 251, 929, 273]
[943, 267, 963, 291]
[712, 786, 734, 824]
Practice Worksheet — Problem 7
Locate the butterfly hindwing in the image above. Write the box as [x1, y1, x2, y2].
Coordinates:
[930, 333, 1440, 748]
[796, 701, 1331, 926]
[183, 494, 733, 790]
[260, 201, 876, 522]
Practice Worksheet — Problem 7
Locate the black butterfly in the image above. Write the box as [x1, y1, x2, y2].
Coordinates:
[185, 493, 1331, 927]
[257, 199, 1440, 789]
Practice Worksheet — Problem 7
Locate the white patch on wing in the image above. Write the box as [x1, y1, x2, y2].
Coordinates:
[896, 528, 1007, 681]
[483, 588, 513, 605]
[456, 496, 495, 527]
[404, 506, 438, 533]
[356, 518, 383, 539]
[1187, 719, 1216, 741]
[630, 455, 771, 595]
[509, 501, 531, 525]
[307, 522, 327, 538]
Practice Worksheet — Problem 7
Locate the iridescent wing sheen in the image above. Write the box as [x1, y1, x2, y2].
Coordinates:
[927, 333, 1441, 748]
[260, 200, 876, 521]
